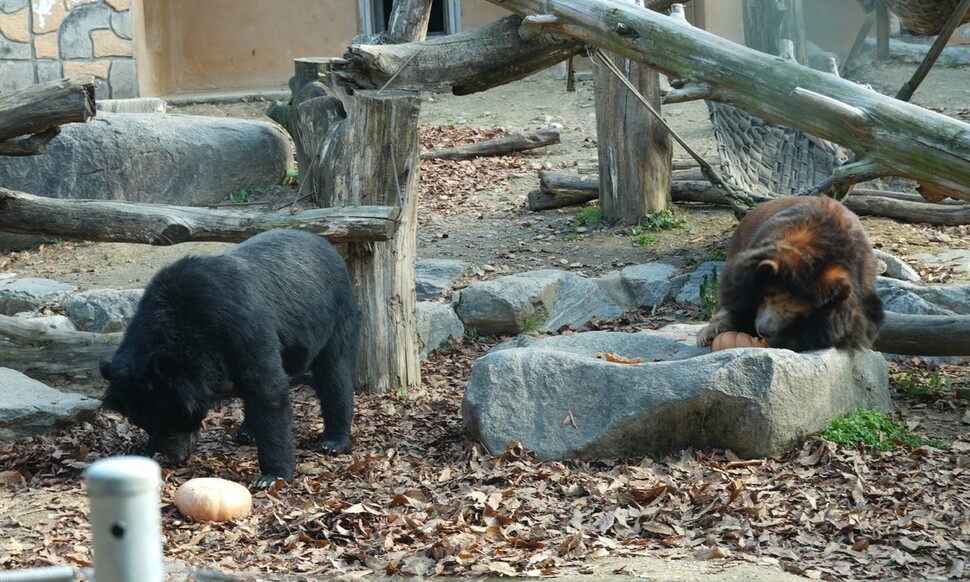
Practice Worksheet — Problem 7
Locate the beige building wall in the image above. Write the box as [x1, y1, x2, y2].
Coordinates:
[461, 2, 510, 31]
[126, 0, 968, 97]
[135, 0, 359, 96]
[694, 0, 745, 44]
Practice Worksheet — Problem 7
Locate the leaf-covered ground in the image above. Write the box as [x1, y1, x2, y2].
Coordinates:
[3, 69, 970, 580]
[1, 316, 968, 580]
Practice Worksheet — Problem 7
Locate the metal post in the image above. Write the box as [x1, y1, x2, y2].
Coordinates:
[84, 457, 163, 582]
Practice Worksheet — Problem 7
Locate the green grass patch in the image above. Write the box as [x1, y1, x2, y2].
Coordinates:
[638, 208, 685, 231]
[633, 233, 657, 246]
[573, 205, 606, 228]
[229, 187, 263, 204]
[821, 410, 947, 453]
[698, 268, 719, 320]
[892, 367, 952, 399]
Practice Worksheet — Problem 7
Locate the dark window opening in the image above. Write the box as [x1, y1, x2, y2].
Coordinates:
[380, 0, 447, 35]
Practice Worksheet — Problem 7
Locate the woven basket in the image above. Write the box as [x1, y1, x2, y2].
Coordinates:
[885, 0, 970, 36]
[706, 102, 853, 201]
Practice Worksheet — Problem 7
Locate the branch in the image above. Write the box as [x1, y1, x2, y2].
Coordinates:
[0, 187, 400, 245]
[421, 127, 560, 160]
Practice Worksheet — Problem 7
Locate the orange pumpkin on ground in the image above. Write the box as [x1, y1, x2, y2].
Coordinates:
[174, 477, 252, 522]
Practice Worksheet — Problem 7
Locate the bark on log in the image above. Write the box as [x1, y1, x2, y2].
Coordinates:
[311, 88, 423, 394]
[421, 127, 560, 160]
[486, 0, 970, 202]
[0, 187, 400, 244]
[874, 313, 970, 356]
[0, 77, 95, 143]
[593, 49, 672, 225]
[0, 314, 121, 375]
[0, 127, 60, 156]
[333, 15, 584, 95]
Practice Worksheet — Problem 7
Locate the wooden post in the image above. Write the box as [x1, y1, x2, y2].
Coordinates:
[315, 89, 422, 394]
[592, 50, 672, 225]
[386, 0, 434, 42]
[875, 0, 890, 60]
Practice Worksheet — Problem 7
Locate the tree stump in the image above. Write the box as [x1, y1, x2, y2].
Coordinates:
[304, 87, 422, 394]
[593, 51, 672, 225]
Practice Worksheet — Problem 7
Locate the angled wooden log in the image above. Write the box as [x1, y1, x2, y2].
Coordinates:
[0, 188, 400, 244]
[486, 0, 970, 202]
[333, 15, 584, 95]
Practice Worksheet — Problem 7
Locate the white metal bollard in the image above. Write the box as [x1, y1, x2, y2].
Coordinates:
[84, 456, 163, 582]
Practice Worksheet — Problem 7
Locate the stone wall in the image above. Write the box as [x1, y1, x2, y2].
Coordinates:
[0, 0, 136, 98]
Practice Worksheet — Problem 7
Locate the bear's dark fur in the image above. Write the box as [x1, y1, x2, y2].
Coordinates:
[697, 196, 884, 352]
[100, 229, 360, 488]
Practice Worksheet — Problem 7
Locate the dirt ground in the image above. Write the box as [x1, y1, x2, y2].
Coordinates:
[2, 59, 970, 581]
[5, 60, 970, 292]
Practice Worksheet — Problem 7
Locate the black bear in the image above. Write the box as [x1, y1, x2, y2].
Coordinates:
[696, 196, 884, 352]
[100, 229, 360, 488]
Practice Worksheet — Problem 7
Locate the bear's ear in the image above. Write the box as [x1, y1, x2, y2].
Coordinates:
[820, 265, 853, 306]
[757, 258, 781, 276]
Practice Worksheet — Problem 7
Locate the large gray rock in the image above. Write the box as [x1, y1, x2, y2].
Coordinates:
[876, 278, 970, 316]
[97, 98, 167, 114]
[0, 113, 291, 205]
[674, 261, 722, 305]
[63, 288, 143, 333]
[620, 263, 678, 308]
[0, 277, 75, 315]
[456, 270, 625, 336]
[416, 301, 465, 358]
[0, 368, 100, 441]
[463, 328, 891, 460]
[416, 259, 470, 301]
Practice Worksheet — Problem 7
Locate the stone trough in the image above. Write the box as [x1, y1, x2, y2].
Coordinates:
[462, 328, 891, 460]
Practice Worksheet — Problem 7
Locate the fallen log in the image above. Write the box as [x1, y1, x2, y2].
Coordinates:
[0, 315, 121, 375]
[487, 0, 970, 202]
[0, 77, 95, 149]
[526, 172, 970, 225]
[421, 126, 560, 160]
[874, 313, 970, 356]
[0, 187, 400, 245]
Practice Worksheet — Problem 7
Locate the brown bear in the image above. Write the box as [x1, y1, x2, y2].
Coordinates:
[696, 196, 884, 352]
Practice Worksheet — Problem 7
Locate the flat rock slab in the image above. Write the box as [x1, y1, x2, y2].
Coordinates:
[0, 368, 100, 441]
[463, 328, 891, 460]
[0, 113, 291, 206]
